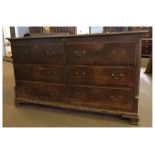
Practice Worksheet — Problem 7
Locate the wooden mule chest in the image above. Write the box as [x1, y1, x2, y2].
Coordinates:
[8, 31, 144, 124]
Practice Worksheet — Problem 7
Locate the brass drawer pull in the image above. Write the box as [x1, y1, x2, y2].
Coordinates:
[111, 73, 124, 80]
[145, 34, 150, 37]
[110, 96, 122, 101]
[74, 71, 87, 77]
[45, 51, 56, 56]
[74, 50, 86, 56]
[75, 91, 80, 95]
[24, 50, 28, 55]
[53, 71, 57, 74]
[82, 72, 87, 75]
[75, 91, 85, 97]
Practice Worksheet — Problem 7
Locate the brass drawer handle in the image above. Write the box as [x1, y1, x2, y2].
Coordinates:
[24, 50, 28, 55]
[74, 50, 86, 56]
[53, 71, 57, 74]
[74, 71, 87, 77]
[45, 51, 56, 56]
[82, 72, 87, 75]
[75, 91, 85, 97]
[75, 91, 80, 95]
[111, 73, 124, 80]
[145, 34, 150, 37]
[110, 96, 122, 101]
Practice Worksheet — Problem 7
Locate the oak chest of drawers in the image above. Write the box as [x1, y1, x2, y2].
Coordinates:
[8, 31, 144, 124]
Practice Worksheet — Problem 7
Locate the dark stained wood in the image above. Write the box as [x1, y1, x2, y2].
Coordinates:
[8, 31, 144, 125]
[8, 30, 146, 40]
[15, 81, 65, 102]
[66, 41, 136, 65]
[67, 85, 134, 111]
[12, 43, 65, 64]
[67, 66, 135, 87]
[14, 64, 65, 83]
[122, 114, 139, 125]
[14, 97, 139, 124]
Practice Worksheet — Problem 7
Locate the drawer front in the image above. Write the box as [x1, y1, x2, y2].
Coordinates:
[12, 43, 64, 64]
[15, 81, 65, 102]
[67, 66, 135, 87]
[67, 86, 134, 111]
[14, 64, 65, 83]
[66, 41, 136, 65]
